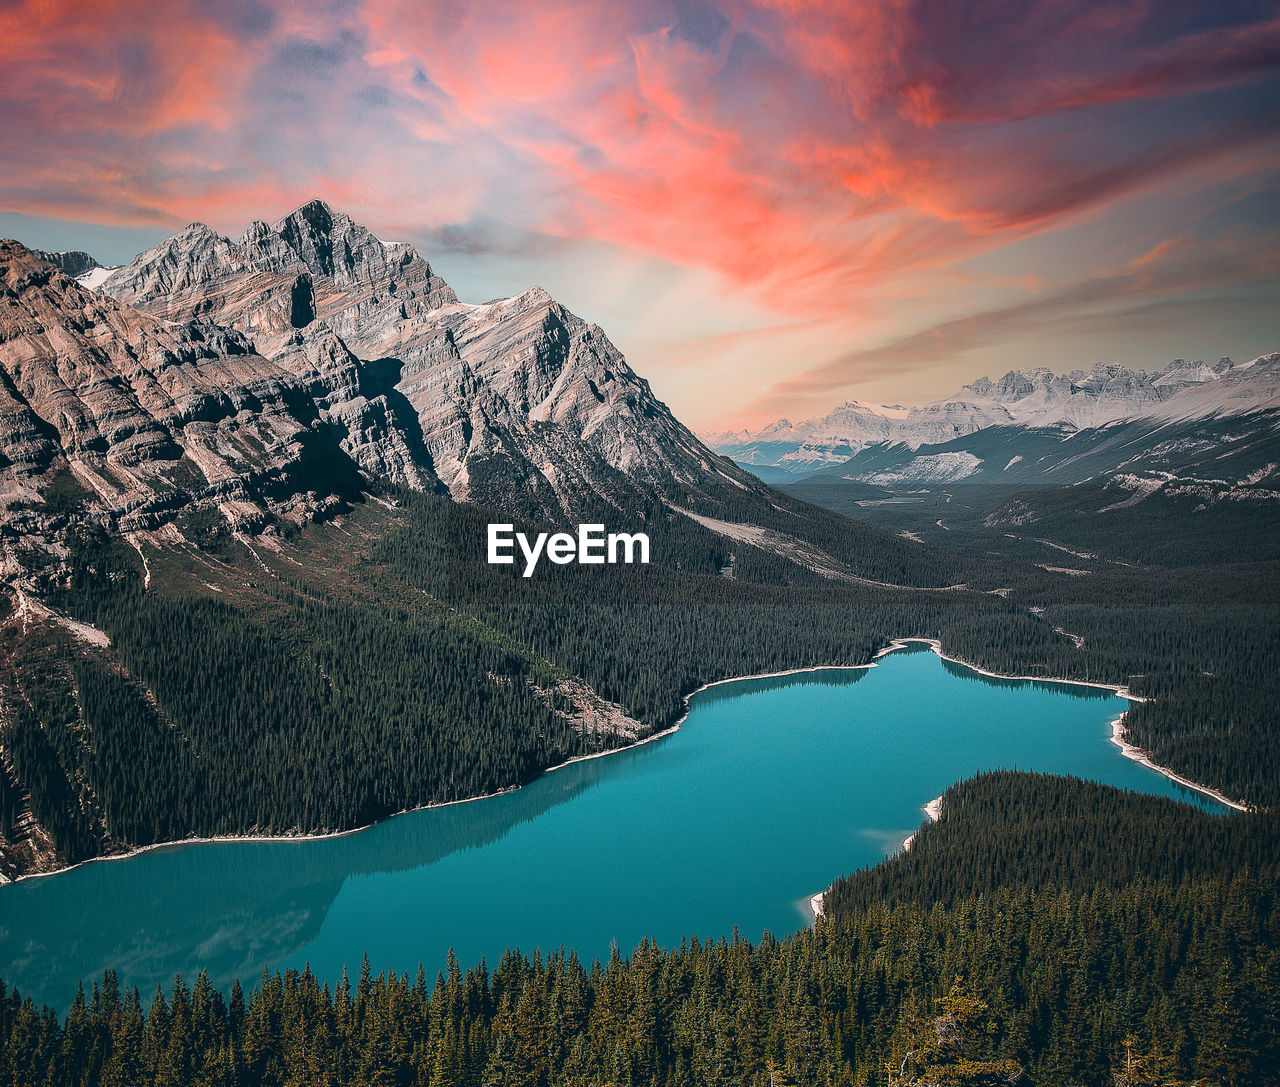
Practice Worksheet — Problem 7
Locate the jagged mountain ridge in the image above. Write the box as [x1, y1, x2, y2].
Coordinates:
[0, 240, 353, 540]
[100, 199, 760, 517]
[30, 250, 101, 279]
[716, 355, 1280, 474]
[787, 403, 1280, 539]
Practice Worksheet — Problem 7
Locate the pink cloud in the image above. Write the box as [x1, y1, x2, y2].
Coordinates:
[1, 0, 1277, 339]
[362, 0, 1279, 317]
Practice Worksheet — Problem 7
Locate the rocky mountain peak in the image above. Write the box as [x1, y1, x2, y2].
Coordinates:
[234, 198, 427, 293]
[0, 239, 349, 534]
[266, 199, 347, 280]
[102, 203, 456, 358]
[30, 248, 101, 278]
[291, 196, 336, 227]
[81, 203, 762, 518]
[103, 222, 253, 305]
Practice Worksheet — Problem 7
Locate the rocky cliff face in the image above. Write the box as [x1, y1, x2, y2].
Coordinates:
[274, 324, 440, 492]
[100, 199, 756, 517]
[0, 240, 351, 537]
[31, 249, 100, 279]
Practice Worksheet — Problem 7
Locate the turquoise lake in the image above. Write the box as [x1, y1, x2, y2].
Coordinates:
[0, 643, 1220, 1011]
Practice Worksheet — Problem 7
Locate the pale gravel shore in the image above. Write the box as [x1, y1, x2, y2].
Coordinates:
[808, 792, 946, 924]
[889, 637, 1143, 700]
[901, 794, 944, 853]
[553, 647, 929, 778]
[1109, 715, 1248, 812]
[898, 636, 1250, 810]
[2, 781, 527, 884]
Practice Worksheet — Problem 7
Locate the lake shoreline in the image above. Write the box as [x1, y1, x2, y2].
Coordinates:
[1107, 715, 1247, 812]
[901, 794, 945, 854]
[809, 789, 946, 924]
[794, 638, 1249, 923]
[2, 636, 1245, 886]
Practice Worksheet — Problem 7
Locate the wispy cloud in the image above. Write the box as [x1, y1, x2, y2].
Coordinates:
[1, 0, 1277, 425]
[747, 227, 1280, 415]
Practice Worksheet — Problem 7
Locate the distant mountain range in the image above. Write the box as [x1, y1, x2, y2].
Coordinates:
[709, 356, 1280, 476]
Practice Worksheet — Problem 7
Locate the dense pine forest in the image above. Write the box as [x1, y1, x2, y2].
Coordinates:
[2, 480, 1277, 873]
[0, 773, 1275, 1086]
[2, 467, 1278, 1082]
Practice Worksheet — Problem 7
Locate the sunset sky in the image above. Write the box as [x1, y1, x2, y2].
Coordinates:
[1, 0, 1278, 431]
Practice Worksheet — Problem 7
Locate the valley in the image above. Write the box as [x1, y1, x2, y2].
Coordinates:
[2, 211, 1276, 873]
[0, 209, 1276, 1086]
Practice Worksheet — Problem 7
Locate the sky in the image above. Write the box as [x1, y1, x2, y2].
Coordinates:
[1, 0, 1278, 432]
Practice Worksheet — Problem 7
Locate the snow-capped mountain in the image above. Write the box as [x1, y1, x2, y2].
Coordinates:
[27, 248, 122, 289]
[781, 353, 1280, 510]
[718, 401, 911, 473]
[715, 356, 1279, 474]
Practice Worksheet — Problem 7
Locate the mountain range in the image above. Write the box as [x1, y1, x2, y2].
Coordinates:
[711, 355, 1280, 476]
[1, 200, 766, 549]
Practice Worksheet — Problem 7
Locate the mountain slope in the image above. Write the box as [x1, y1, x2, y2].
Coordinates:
[802, 406, 1280, 496]
[0, 240, 354, 537]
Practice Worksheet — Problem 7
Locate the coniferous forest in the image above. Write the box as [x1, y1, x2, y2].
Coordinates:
[1, 478, 1278, 1084]
[0, 774, 1275, 1086]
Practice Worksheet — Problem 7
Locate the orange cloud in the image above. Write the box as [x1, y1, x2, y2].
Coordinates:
[1, 0, 1277, 424]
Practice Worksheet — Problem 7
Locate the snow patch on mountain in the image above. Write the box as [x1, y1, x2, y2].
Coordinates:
[76, 266, 119, 290]
[1098, 475, 1168, 512]
[862, 452, 983, 486]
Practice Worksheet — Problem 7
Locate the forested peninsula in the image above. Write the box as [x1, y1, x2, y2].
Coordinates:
[1, 773, 1274, 1086]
